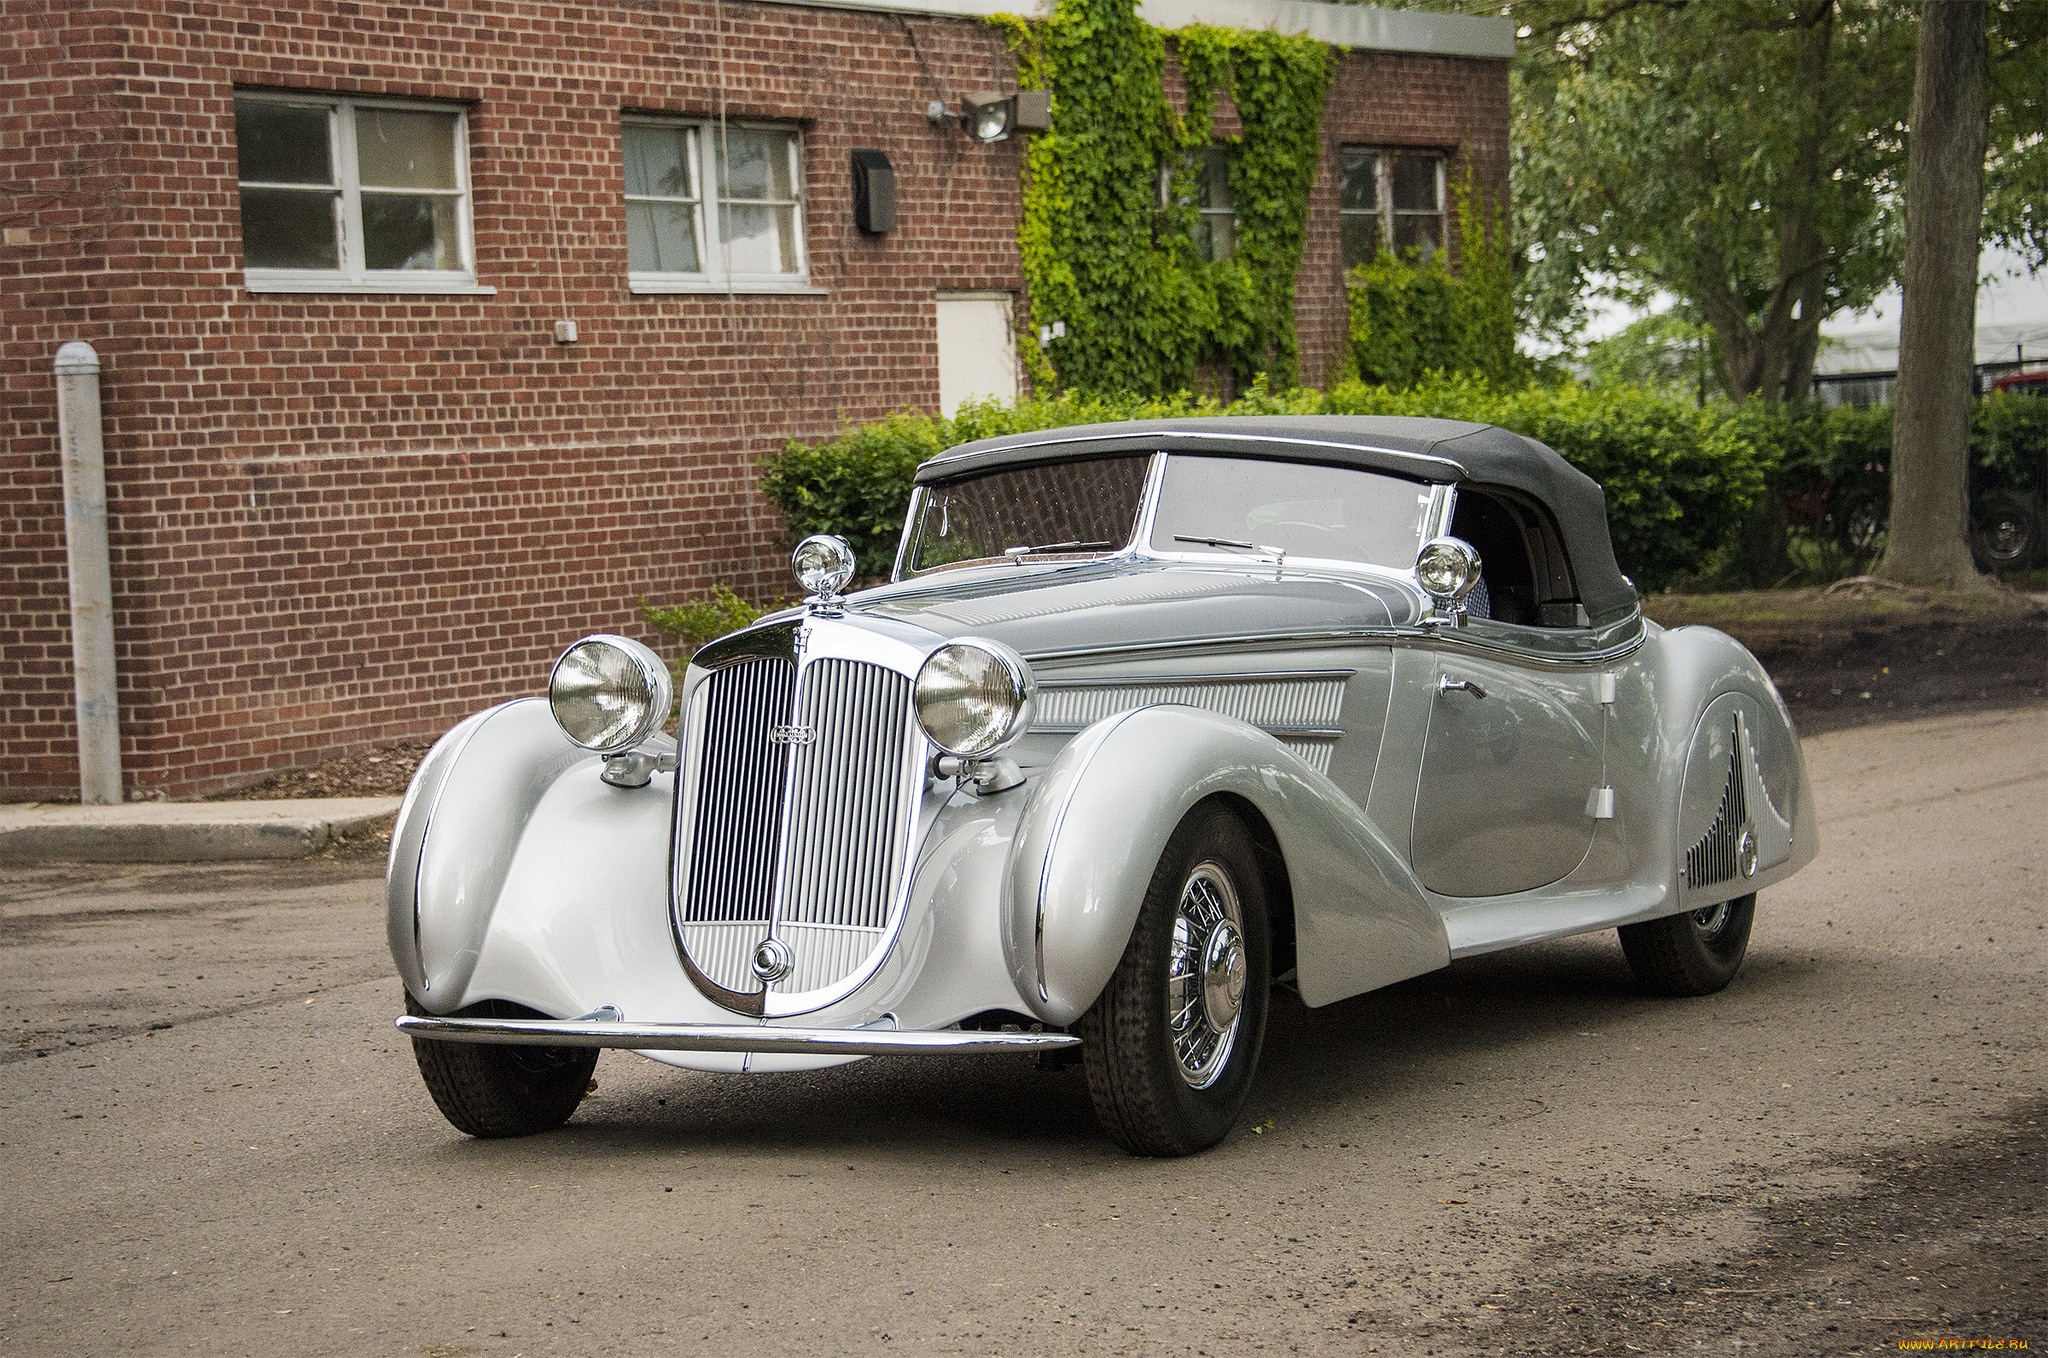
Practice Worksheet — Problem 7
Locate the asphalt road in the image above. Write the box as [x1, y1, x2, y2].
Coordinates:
[4, 706, 2043, 1358]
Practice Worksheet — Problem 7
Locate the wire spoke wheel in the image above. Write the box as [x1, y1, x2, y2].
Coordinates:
[1079, 804, 1271, 1156]
[1168, 863, 1246, 1089]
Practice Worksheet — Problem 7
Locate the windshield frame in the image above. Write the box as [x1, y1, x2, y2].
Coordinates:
[891, 452, 1166, 580]
[890, 448, 1455, 588]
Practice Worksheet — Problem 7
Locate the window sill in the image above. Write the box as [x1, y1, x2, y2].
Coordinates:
[242, 274, 496, 296]
[629, 277, 829, 297]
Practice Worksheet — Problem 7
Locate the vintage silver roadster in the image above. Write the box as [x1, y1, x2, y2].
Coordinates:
[390, 415, 1817, 1155]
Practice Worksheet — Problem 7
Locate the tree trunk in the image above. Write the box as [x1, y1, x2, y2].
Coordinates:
[1877, 0, 1991, 590]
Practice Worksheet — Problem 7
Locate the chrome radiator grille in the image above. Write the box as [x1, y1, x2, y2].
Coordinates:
[684, 657, 794, 928]
[676, 652, 919, 1005]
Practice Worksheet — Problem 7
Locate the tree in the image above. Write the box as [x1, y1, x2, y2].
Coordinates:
[1508, 0, 1914, 402]
[1876, 0, 1990, 589]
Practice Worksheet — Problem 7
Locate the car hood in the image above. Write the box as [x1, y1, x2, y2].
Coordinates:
[845, 558, 1414, 661]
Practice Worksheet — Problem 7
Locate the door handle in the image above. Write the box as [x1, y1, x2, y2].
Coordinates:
[1437, 675, 1487, 699]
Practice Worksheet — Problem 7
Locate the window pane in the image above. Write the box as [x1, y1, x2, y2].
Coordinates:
[1152, 456, 1433, 569]
[355, 108, 459, 190]
[1392, 154, 1439, 211]
[627, 200, 701, 272]
[1199, 146, 1232, 211]
[362, 193, 460, 269]
[911, 456, 1150, 573]
[1197, 213, 1234, 263]
[235, 101, 332, 185]
[624, 124, 693, 199]
[718, 128, 794, 201]
[1393, 212, 1441, 258]
[1338, 149, 1378, 211]
[719, 202, 797, 273]
[1341, 214, 1381, 268]
[239, 187, 341, 268]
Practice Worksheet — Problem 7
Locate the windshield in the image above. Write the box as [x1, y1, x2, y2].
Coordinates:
[1149, 455, 1435, 570]
[906, 455, 1151, 574]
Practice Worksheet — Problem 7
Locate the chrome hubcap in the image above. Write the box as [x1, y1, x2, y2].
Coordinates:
[1691, 900, 1730, 937]
[1169, 862, 1244, 1089]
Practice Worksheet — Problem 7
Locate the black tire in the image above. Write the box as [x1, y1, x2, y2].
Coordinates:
[1078, 804, 1271, 1157]
[1618, 893, 1756, 997]
[405, 992, 598, 1138]
[1971, 492, 2037, 574]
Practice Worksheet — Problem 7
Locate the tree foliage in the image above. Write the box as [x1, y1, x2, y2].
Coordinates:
[1509, 0, 1915, 403]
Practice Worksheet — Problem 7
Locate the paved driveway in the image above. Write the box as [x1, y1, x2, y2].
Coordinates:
[4, 706, 2043, 1357]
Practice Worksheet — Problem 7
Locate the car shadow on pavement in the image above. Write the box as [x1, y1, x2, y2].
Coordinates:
[405, 928, 1920, 1166]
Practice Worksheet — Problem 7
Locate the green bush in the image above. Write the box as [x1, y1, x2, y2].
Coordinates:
[1324, 376, 1768, 589]
[752, 380, 2043, 599]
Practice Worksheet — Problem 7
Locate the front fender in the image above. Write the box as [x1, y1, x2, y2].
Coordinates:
[386, 698, 588, 1008]
[1003, 705, 1448, 1025]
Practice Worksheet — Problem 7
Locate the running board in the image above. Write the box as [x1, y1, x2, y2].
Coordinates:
[396, 1013, 1079, 1057]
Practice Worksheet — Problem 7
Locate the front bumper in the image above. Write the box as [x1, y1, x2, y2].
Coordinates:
[396, 1013, 1079, 1057]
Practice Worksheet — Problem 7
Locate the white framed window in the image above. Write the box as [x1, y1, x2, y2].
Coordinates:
[623, 118, 819, 294]
[233, 91, 489, 295]
[1339, 147, 1447, 267]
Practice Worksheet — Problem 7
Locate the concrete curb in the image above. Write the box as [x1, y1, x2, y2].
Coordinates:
[0, 797, 403, 863]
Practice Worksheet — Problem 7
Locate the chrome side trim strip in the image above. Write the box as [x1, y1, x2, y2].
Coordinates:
[1034, 667, 1355, 688]
[1024, 615, 1648, 670]
[396, 1015, 1079, 1056]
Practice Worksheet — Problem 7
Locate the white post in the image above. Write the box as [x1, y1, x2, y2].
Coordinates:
[55, 341, 121, 804]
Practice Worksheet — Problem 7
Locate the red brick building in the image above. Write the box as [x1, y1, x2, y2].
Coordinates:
[2, 0, 1511, 800]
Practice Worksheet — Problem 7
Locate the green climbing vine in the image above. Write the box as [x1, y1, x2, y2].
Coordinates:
[1344, 169, 1519, 389]
[997, 0, 1334, 396]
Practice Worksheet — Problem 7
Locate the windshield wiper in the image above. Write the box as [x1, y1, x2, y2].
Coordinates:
[1002, 539, 1114, 559]
[1173, 534, 1286, 564]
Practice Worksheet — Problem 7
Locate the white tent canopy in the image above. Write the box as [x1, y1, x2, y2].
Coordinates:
[1815, 247, 2048, 376]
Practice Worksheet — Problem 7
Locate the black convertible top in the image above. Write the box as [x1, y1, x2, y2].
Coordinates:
[916, 415, 1638, 623]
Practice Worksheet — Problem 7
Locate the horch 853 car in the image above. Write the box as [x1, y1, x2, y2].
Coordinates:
[390, 415, 1818, 1155]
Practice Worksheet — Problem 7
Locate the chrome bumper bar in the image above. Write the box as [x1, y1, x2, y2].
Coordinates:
[395, 1013, 1079, 1057]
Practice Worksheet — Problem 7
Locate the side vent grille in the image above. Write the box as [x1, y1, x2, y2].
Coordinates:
[1685, 726, 1748, 890]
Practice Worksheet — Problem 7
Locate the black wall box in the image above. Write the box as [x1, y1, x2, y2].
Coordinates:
[851, 148, 897, 235]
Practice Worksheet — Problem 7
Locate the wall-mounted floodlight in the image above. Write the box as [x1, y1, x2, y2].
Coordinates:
[958, 90, 1052, 144]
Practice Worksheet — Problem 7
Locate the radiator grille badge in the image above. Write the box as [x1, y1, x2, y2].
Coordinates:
[767, 723, 815, 746]
[752, 937, 794, 983]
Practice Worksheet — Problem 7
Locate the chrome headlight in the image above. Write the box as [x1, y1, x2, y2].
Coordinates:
[1416, 535, 1482, 609]
[792, 534, 857, 599]
[548, 634, 673, 754]
[914, 638, 1035, 757]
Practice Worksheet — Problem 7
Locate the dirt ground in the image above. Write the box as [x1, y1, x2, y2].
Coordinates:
[1644, 580, 2048, 736]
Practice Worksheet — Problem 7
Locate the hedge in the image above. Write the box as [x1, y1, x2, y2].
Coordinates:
[751, 380, 2048, 594]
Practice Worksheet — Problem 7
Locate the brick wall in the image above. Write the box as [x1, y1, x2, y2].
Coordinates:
[1, 0, 1507, 800]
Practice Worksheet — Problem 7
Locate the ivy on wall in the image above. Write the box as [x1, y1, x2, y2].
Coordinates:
[1344, 171, 1519, 389]
[997, 0, 1334, 396]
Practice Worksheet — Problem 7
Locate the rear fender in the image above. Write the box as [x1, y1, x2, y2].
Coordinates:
[1003, 705, 1447, 1025]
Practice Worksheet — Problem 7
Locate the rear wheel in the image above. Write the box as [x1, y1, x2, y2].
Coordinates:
[405, 992, 597, 1138]
[1618, 893, 1755, 997]
[1079, 805, 1271, 1156]
[1971, 492, 2037, 574]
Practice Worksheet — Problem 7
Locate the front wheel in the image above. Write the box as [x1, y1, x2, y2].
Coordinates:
[405, 992, 598, 1137]
[1618, 893, 1755, 997]
[1078, 804, 1271, 1156]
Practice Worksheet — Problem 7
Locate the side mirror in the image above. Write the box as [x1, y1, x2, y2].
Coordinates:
[1416, 536, 1482, 627]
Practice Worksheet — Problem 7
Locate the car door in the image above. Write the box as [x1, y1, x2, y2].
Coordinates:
[1408, 633, 1604, 898]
